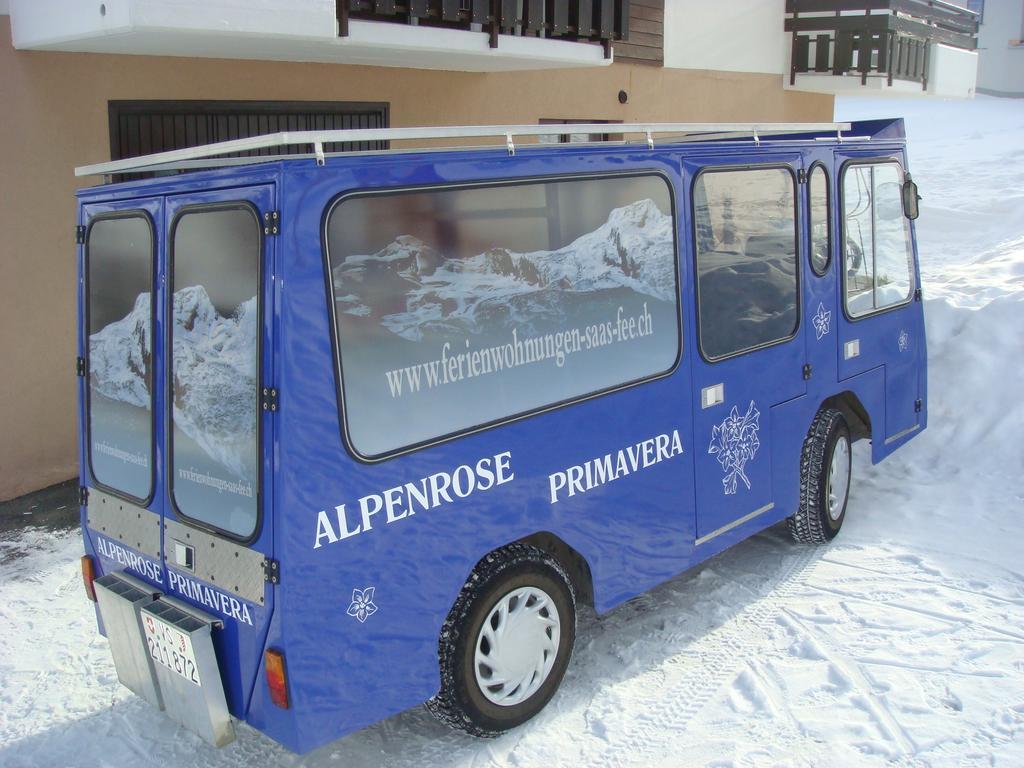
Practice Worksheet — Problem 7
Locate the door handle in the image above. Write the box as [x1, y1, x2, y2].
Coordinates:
[173, 540, 195, 572]
[702, 383, 725, 409]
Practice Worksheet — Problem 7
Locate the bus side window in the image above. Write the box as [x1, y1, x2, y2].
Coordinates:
[693, 167, 799, 360]
[325, 174, 681, 460]
[842, 163, 914, 317]
[808, 165, 831, 276]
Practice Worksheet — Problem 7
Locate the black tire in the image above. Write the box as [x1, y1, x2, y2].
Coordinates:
[788, 408, 851, 544]
[425, 543, 576, 737]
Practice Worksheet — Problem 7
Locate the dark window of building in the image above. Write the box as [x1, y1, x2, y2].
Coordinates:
[538, 119, 624, 144]
[693, 167, 799, 360]
[325, 173, 680, 459]
[108, 100, 390, 174]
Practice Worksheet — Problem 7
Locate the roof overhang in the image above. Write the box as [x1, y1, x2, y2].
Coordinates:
[8, 0, 611, 72]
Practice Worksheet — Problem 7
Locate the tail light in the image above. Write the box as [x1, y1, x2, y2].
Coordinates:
[81, 555, 97, 602]
[265, 649, 290, 709]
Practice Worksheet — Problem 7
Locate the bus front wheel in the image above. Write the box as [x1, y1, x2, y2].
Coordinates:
[788, 407, 851, 544]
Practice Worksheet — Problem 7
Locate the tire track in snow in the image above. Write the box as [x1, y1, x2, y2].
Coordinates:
[778, 607, 917, 756]
[736, 657, 810, 751]
[848, 656, 1006, 680]
[781, 546, 1024, 766]
[820, 552, 1024, 607]
[887, 705, 1024, 768]
[807, 583, 1024, 644]
[581, 545, 822, 768]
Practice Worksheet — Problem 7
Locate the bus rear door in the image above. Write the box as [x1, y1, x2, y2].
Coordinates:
[158, 185, 277, 722]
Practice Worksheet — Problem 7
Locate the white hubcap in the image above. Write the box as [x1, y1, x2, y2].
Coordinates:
[474, 586, 561, 707]
[827, 435, 851, 521]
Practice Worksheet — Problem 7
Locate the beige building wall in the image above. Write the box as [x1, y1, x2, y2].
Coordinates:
[0, 15, 832, 500]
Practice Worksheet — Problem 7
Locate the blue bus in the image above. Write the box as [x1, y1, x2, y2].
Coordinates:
[75, 120, 926, 752]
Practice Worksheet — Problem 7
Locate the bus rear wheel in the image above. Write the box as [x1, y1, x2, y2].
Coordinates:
[788, 407, 851, 544]
[426, 543, 576, 737]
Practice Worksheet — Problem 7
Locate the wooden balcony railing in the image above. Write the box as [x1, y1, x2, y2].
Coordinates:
[337, 0, 630, 57]
[785, 0, 979, 89]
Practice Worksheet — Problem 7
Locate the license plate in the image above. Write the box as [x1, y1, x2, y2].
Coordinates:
[143, 612, 202, 687]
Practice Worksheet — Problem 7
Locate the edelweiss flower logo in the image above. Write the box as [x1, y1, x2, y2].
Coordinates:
[812, 302, 831, 340]
[898, 330, 910, 352]
[709, 400, 761, 495]
[347, 587, 378, 623]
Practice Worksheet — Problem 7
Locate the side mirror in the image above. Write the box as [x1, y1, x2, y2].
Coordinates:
[902, 174, 921, 220]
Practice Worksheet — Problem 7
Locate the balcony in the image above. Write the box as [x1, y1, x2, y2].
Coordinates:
[8, 0, 625, 72]
[784, 0, 979, 98]
[340, 1, 629, 58]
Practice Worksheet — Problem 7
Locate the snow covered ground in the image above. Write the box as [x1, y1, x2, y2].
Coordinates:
[2, 95, 1022, 767]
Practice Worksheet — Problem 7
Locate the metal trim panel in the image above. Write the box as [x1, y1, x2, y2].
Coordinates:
[695, 503, 776, 546]
[86, 488, 161, 561]
[163, 519, 267, 606]
[884, 423, 920, 444]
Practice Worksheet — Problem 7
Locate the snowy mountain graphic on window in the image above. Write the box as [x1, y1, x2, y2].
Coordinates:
[332, 198, 676, 341]
[89, 285, 256, 477]
[88, 292, 153, 409]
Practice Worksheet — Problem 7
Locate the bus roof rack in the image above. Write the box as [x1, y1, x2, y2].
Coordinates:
[75, 121, 855, 178]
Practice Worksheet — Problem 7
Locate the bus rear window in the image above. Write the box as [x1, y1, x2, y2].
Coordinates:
[169, 206, 260, 538]
[86, 213, 154, 500]
[325, 174, 680, 459]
